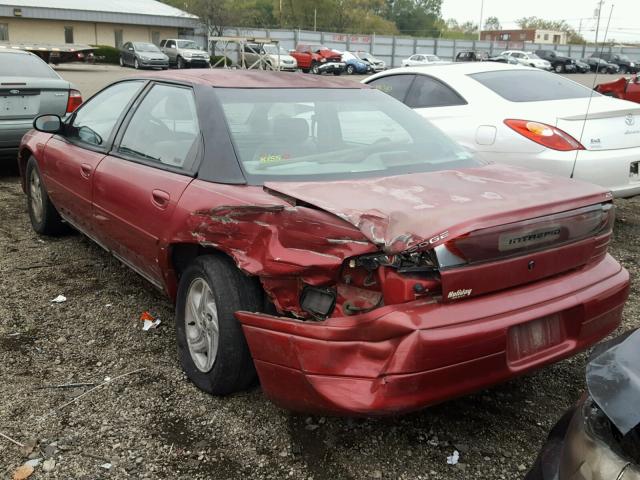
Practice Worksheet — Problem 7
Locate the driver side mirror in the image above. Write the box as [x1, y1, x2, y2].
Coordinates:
[33, 114, 62, 133]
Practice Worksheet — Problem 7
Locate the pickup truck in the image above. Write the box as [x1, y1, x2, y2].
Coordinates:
[290, 44, 345, 75]
[159, 39, 210, 69]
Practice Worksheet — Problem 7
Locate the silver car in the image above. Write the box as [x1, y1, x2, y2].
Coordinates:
[159, 39, 210, 69]
[0, 49, 80, 162]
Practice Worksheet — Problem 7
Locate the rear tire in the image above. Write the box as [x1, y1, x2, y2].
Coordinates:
[175, 255, 262, 395]
[301, 68, 310, 73]
[119, 56, 124, 67]
[311, 62, 320, 74]
[134, 58, 139, 69]
[346, 64, 355, 75]
[26, 156, 66, 236]
[619, 66, 627, 74]
[177, 56, 185, 69]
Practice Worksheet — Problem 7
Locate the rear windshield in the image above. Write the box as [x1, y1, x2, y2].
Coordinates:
[470, 70, 595, 102]
[0, 53, 59, 78]
[216, 88, 481, 184]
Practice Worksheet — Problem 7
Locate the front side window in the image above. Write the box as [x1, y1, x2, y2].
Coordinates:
[118, 84, 199, 170]
[367, 74, 414, 102]
[406, 75, 467, 108]
[471, 70, 597, 102]
[216, 88, 480, 183]
[68, 81, 143, 146]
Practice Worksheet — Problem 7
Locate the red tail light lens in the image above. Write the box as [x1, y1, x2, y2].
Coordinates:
[66, 89, 82, 113]
[504, 119, 585, 151]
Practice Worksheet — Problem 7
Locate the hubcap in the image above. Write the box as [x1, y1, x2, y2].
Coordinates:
[29, 168, 43, 224]
[184, 278, 219, 372]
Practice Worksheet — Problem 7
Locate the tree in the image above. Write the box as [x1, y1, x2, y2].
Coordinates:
[516, 16, 585, 44]
[483, 16, 501, 30]
[383, 0, 443, 36]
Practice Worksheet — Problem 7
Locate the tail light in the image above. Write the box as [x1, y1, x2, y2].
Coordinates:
[66, 89, 82, 113]
[435, 203, 614, 269]
[504, 119, 585, 151]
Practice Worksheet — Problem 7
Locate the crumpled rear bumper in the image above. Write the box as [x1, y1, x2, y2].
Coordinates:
[236, 255, 629, 415]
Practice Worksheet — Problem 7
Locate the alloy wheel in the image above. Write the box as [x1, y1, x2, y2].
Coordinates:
[29, 168, 43, 224]
[184, 278, 220, 373]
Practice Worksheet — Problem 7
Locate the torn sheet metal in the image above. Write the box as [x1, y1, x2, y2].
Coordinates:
[264, 164, 610, 253]
[587, 328, 640, 435]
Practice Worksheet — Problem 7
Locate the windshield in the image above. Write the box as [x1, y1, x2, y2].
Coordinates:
[0, 53, 59, 78]
[263, 44, 288, 55]
[177, 40, 199, 50]
[134, 43, 160, 52]
[471, 70, 596, 102]
[216, 88, 480, 184]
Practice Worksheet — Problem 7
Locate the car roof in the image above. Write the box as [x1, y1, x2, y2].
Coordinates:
[135, 69, 367, 89]
[383, 61, 528, 76]
[0, 48, 34, 56]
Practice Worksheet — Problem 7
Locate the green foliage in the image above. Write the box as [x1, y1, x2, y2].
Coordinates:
[483, 16, 501, 31]
[91, 45, 120, 64]
[210, 55, 233, 67]
[383, 0, 442, 36]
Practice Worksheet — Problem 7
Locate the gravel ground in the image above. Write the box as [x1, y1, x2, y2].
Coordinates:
[0, 159, 638, 479]
[1, 65, 639, 478]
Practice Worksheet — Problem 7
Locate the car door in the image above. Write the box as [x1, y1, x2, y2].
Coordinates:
[42, 80, 145, 236]
[164, 40, 177, 63]
[121, 42, 131, 65]
[92, 82, 201, 287]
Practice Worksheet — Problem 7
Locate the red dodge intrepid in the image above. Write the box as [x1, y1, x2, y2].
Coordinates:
[19, 70, 629, 415]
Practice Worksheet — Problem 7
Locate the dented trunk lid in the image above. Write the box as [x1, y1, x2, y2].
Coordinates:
[265, 163, 613, 300]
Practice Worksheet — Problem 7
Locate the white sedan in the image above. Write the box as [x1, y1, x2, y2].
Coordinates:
[363, 62, 640, 197]
[402, 54, 446, 67]
[501, 50, 552, 70]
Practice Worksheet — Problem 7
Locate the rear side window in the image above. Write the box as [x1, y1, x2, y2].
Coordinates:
[405, 75, 467, 108]
[470, 70, 595, 102]
[367, 74, 414, 103]
[0, 53, 58, 78]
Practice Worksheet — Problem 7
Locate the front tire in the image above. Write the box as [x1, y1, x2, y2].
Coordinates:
[134, 58, 139, 69]
[346, 64, 355, 75]
[26, 157, 66, 236]
[177, 56, 185, 69]
[619, 66, 627, 74]
[311, 62, 320, 74]
[175, 255, 262, 395]
[554, 64, 564, 73]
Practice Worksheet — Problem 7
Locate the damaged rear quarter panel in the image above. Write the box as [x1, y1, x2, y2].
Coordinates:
[165, 180, 376, 313]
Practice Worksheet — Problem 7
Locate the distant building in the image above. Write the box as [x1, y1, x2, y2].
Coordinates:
[481, 29, 567, 45]
[0, 0, 198, 47]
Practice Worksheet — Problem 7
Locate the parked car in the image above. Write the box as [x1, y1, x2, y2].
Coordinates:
[501, 51, 552, 70]
[487, 53, 519, 65]
[592, 52, 638, 74]
[353, 50, 386, 72]
[585, 57, 620, 74]
[402, 54, 446, 67]
[159, 39, 210, 69]
[455, 50, 489, 62]
[526, 329, 640, 480]
[0, 49, 81, 162]
[534, 49, 577, 73]
[595, 75, 640, 102]
[364, 62, 640, 198]
[290, 44, 345, 75]
[19, 70, 629, 415]
[241, 43, 297, 71]
[574, 58, 591, 73]
[341, 51, 372, 74]
[119, 42, 169, 70]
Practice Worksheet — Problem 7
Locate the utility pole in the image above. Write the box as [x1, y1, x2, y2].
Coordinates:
[314, 8, 317, 31]
[279, 0, 282, 28]
[478, 0, 484, 41]
[594, 0, 604, 43]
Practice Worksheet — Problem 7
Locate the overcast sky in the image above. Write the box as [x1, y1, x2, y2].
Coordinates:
[441, 0, 640, 43]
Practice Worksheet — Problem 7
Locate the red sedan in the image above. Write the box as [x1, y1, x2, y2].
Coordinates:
[595, 75, 640, 103]
[19, 70, 629, 415]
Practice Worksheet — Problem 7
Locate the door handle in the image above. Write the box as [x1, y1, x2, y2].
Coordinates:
[151, 189, 170, 209]
[80, 163, 93, 178]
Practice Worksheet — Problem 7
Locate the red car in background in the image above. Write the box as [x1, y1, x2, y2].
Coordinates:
[595, 75, 640, 103]
[290, 44, 345, 74]
[19, 70, 629, 415]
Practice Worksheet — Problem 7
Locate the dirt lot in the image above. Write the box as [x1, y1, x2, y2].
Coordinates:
[0, 66, 639, 480]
